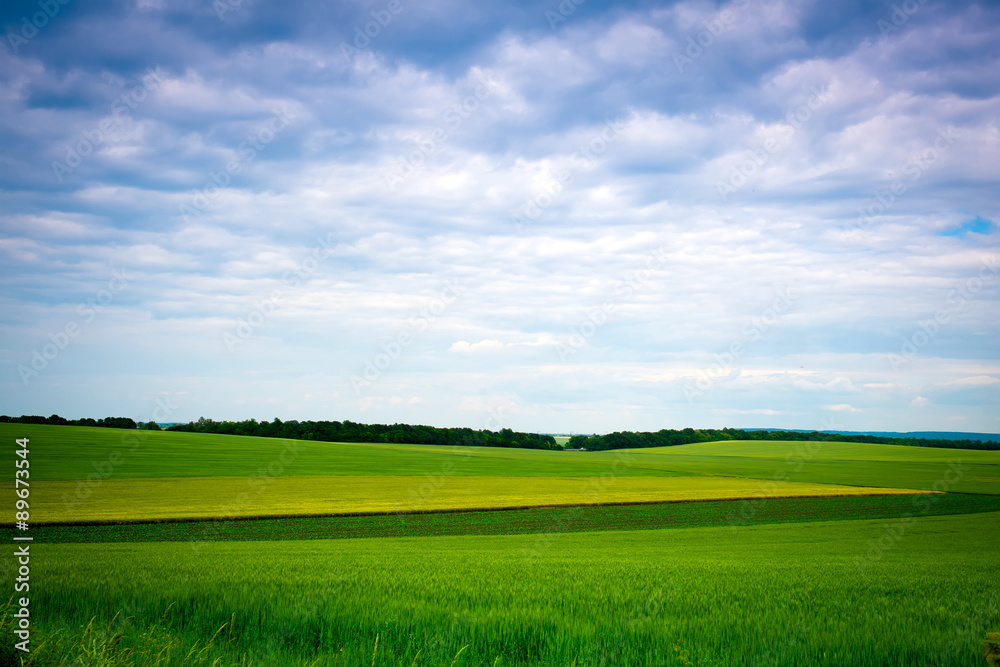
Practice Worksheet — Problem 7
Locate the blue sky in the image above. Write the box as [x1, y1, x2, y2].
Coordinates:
[1, 0, 998, 434]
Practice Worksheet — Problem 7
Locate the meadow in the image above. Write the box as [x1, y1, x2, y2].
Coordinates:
[9, 424, 999, 495]
[2, 423, 998, 666]
[8, 513, 1000, 666]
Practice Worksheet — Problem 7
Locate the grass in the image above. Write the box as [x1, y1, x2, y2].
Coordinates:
[620, 440, 1000, 495]
[26, 474, 926, 524]
[629, 439, 1000, 463]
[1, 423, 682, 480]
[28, 492, 1000, 544]
[13, 511, 1000, 666]
[5, 424, 999, 665]
[7, 424, 999, 496]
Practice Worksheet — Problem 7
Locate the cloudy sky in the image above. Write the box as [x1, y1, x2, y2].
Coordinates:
[1, 0, 998, 435]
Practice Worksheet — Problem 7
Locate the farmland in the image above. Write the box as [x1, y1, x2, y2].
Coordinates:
[2, 423, 999, 666]
[34, 492, 1000, 544]
[32, 475, 923, 524]
[11, 425, 1000, 493]
[11, 513, 1000, 666]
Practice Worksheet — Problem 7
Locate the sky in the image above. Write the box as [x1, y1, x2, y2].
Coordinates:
[0, 0, 998, 435]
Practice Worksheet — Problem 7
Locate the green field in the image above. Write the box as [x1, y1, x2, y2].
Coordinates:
[619, 441, 1000, 495]
[10, 513, 1000, 666]
[9, 425, 998, 495]
[2, 423, 999, 666]
[3, 424, 668, 480]
[31, 492, 1000, 543]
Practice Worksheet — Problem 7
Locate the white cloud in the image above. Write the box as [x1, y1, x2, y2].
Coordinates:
[793, 377, 859, 393]
[943, 375, 1000, 387]
[449, 339, 506, 353]
[823, 404, 861, 413]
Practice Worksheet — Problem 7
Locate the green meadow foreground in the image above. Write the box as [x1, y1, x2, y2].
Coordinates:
[2, 424, 999, 665]
[10, 514, 1000, 666]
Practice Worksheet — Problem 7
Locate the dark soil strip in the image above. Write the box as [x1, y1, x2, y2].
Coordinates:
[23, 492, 1000, 544]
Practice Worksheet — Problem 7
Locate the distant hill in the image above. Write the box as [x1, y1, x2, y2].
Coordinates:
[569, 427, 1000, 452]
[748, 429, 1000, 443]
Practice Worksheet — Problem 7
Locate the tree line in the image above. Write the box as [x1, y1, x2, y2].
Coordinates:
[0, 414, 149, 430]
[566, 427, 999, 451]
[2, 414, 994, 451]
[0, 414, 559, 450]
[164, 417, 561, 449]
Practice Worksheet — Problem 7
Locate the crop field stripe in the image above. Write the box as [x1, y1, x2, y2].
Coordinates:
[623, 439, 1000, 461]
[28, 489, 938, 526]
[21, 474, 928, 524]
[25, 492, 1000, 543]
[613, 450, 1000, 494]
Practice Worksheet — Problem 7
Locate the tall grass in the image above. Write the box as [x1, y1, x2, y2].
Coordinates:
[15, 512, 1000, 666]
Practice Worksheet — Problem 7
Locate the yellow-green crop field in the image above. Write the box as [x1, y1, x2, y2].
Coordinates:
[24, 475, 925, 524]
